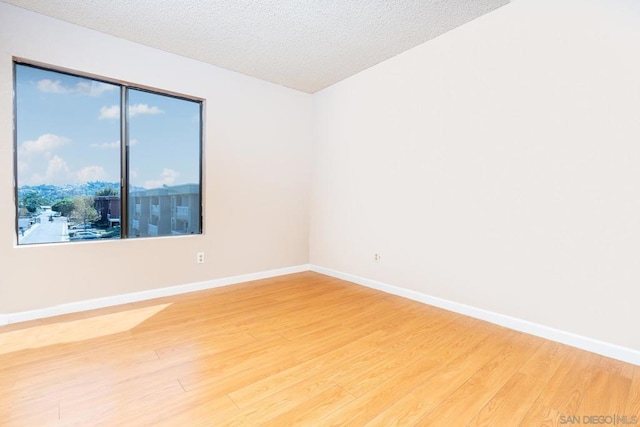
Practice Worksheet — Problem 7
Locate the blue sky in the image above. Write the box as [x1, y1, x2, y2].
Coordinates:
[15, 64, 201, 190]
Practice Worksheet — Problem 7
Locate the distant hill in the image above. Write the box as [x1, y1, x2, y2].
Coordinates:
[17, 182, 145, 203]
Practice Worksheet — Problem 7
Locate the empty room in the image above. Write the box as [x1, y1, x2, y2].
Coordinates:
[1, 0, 639, 425]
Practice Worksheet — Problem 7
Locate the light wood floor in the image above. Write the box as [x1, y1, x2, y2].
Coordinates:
[1, 272, 639, 426]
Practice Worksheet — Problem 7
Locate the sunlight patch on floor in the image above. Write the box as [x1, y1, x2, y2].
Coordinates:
[0, 303, 171, 355]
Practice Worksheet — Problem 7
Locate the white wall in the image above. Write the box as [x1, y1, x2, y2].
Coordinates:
[311, 0, 640, 351]
[2, 0, 640, 357]
[0, 3, 312, 314]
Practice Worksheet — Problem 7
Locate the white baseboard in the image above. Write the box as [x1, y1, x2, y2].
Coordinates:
[1, 264, 310, 326]
[310, 265, 640, 366]
[4, 262, 639, 366]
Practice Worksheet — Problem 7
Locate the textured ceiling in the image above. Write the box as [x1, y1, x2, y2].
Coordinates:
[2, 0, 509, 93]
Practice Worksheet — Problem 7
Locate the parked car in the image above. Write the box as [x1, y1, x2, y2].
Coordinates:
[70, 231, 101, 240]
[69, 224, 93, 230]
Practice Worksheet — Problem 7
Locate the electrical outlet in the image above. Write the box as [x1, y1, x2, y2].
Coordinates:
[196, 252, 205, 264]
[374, 253, 381, 263]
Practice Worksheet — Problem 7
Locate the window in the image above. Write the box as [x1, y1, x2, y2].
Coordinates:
[14, 62, 203, 245]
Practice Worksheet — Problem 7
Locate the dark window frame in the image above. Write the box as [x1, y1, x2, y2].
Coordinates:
[13, 60, 204, 244]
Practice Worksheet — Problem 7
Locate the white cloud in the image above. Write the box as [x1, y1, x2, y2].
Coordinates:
[144, 168, 179, 189]
[129, 104, 163, 117]
[47, 155, 70, 177]
[25, 159, 107, 185]
[17, 161, 29, 173]
[99, 105, 120, 120]
[99, 103, 163, 120]
[37, 79, 67, 94]
[19, 134, 71, 156]
[36, 79, 116, 97]
[27, 173, 45, 185]
[28, 155, 71, 185]
[76, 81, 116, 97]
[76, 165, 106, 183]
[91, 140, 119, 149]
[90, 139, 137, 149]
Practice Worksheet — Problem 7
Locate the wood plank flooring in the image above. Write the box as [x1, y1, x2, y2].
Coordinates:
[1, 272, 638, 426]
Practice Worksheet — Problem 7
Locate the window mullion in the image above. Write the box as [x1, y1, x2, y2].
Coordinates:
[120, 86, 129, 238]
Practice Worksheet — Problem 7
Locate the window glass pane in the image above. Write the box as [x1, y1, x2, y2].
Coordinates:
[15, 64, 121, 245]
[127, 89, 202, 238]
